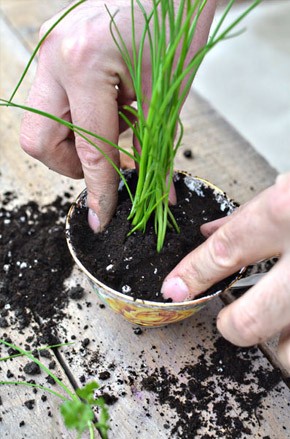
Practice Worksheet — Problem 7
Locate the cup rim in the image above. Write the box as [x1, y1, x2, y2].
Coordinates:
[65, 172, 245, 309]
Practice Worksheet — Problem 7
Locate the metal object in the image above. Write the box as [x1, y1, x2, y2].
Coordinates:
[232, 273, 266, 289]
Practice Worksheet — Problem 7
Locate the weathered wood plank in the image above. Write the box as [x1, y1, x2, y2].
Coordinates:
[178, 90, 278, 203]
[0, 12, 84, 205]
[1, 1, 289, 438]
[0, 11, 97, 439]
[0, 0, 65, 51]
[57, 272, 290, 438]
[0, 320, 79, 439]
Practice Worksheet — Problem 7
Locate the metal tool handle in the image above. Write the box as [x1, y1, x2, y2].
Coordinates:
[231, 273, 266, 289]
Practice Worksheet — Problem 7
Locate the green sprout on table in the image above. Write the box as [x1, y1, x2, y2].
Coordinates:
[0, 0, 262, 251]
[0, 339, 110, 439]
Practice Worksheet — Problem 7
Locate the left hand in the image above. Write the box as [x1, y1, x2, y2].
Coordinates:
[20, 0, 216, 232]
[161, 173, 290, 372]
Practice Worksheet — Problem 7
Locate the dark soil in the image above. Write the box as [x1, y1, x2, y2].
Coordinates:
[139, 336, 284, 438]
[69, 171, 239, 302]
[0, 194, 75, 344]
[0, 186, 286, 439]
[74, 325, 285, 439]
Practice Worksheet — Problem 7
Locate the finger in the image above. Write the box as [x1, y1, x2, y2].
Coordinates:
[169, 182, 177, 205]
[118, 105, 137, 134]
[68, 78, 121, 231]
[278, 324, 290, 373]
[200, 215, 233, 238]
[20, 65, 82, 178]
[217, 255, 290, 347]
[200, 173, 290, 238]
[118, 105, 138, 170]
[200, 197, 258, 237]
[161, 184, 283, 301]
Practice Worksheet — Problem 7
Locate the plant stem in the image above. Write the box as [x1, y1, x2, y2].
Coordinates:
[0, 339, 76, 400]
[1, 0, 263, 252]
[0, 380, 68, 401]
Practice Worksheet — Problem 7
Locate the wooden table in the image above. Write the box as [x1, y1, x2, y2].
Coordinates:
[0, 1, 289, 438]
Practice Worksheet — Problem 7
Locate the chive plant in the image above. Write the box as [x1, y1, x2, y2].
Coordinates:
[0, 339, 110, 439]
[107, 0, 263, 250]
[0, 0, 262, 251]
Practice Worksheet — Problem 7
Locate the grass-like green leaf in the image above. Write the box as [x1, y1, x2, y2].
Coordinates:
[60, 398, 95, 433]
[0, 339, 110, 439]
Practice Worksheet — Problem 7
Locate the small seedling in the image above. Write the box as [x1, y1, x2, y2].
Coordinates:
[0, 339, 110, 439]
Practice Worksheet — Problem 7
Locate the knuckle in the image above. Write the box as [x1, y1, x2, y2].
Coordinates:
[209, 228, 243, 271]
[38, 19, 61, 61]
[184, 258, 207, 287]
[19, 132, 42, 160]
[60, 24, 99, 67]
[38, 19, 60, 52]
[76, 142, 102, 168]
[77, 139, 118, 168]
[39, 20, 51, 40]
[230, 306, 263, 345]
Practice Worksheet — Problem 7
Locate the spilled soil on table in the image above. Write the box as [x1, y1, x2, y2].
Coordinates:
[0, 186, 286, 439]
[140, 336, 284, 438]
[0, 193, 75, 345]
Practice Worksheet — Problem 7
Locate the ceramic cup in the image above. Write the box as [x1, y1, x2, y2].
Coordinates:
[66, 172, 244, 327]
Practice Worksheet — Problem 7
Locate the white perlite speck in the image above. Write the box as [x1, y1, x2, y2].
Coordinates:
[16, 261, 29, 269]
[122, 285, 131, 294]
[106, 264, 114, 271]
[184, 177, 205, 197]
[214, 192, 236, 214]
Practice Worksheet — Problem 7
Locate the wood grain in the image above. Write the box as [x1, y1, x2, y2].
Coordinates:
[0, 1, 289, 438]
[56, 271, 290, 438]
[0, 320, 79, 439]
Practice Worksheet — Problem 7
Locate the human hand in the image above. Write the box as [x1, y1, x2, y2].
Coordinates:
[161, 173, 290, 372]
[20, 0, 216, 231]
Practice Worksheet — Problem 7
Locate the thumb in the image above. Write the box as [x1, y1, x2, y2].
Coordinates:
[160, 229, 238, 302]
[161, 183, 282, 302]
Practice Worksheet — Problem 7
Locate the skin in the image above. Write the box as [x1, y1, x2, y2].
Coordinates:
[162, 173, 290, 372]
[20, 0, 216, 231]
[20, 1, 290, 372]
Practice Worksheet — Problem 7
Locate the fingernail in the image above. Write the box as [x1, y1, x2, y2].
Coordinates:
[88, 208, 101, 232]
[161, 277, 189, 302]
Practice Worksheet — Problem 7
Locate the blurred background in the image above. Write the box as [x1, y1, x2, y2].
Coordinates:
[194, 0, 290, 173]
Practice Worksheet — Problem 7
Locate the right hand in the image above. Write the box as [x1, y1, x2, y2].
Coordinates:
[161, 173, 290, 372]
